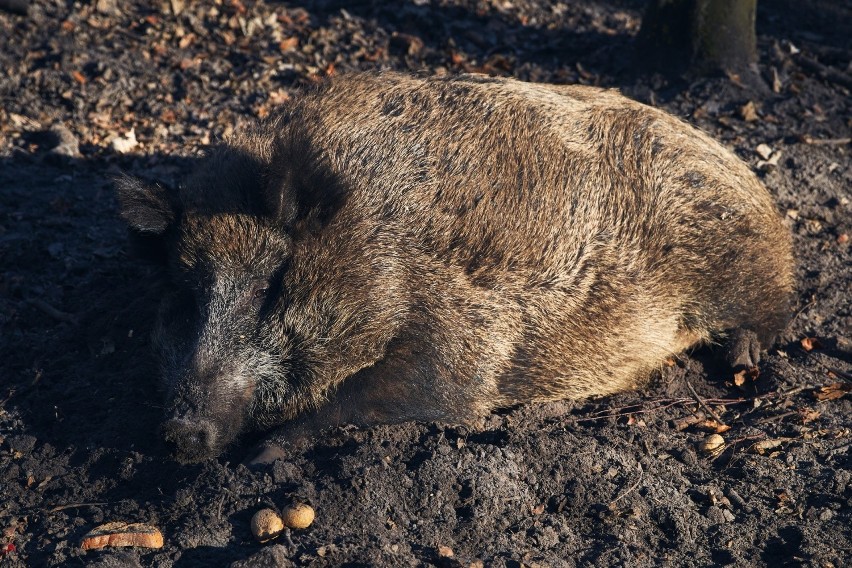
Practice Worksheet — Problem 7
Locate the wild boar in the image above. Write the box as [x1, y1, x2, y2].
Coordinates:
[116, 72, 794, 463]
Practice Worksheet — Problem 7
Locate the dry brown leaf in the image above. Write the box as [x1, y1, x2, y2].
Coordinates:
[733, 366, 760, 387]
[71, 71, 87, 85]
[178, 33, 195, 49]
[800, 337, 822, 351]
[814, 383, 851, 401]
[279, 37, 299, 52]
[798, 408, 821, 423]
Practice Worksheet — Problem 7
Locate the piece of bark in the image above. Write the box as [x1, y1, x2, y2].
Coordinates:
[81, 522, 164, 550]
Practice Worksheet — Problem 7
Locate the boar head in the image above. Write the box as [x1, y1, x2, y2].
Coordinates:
[115, 133, 406, 462]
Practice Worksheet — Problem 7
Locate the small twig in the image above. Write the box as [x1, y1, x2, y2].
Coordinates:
[796, 54, 852, 90]
[755, 411, 798, 425]
[573, 387, 807, 426]
[673, 411, 706, 431]
[47, 502, 107, 513]
[827, 368, 852, 382]
[573, 399, 692, 423]
[0, 388, 14, 408]
[827, 441, 852, 454]
[684, 376, 727, 426]
[789, 297, 816, 325]
[608, 462, 643, 508]
[27, 298, 79, 325]
[800, 135, 851, 146]
[755, 385, 807, 400]
[215, 495, 226, 522]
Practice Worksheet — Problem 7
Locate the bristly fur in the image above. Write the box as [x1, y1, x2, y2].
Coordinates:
[117, 72, 794, 462]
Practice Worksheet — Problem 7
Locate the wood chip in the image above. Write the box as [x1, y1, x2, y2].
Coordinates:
[81, 522, 164, 550]
[739, 101, 758, 122]
[749, 439, 785, 455]
[755, 143, 773, 160]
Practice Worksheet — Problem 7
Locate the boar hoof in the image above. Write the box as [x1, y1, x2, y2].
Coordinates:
[723, 328, 762, 370]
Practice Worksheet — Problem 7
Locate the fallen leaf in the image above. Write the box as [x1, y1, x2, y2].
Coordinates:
[733, 366, 760, 387]
[160, 109, 176, 124]
[814, 383, 851, 401]
[798, 408, 821, 423]
[279, 37, 299, 52]
[178, 33, 196, 49]
[800, 337, 822, 352]
[71, 71, 87, 85]
[111, 129, 138, 153]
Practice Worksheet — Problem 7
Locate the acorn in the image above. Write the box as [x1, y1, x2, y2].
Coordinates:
[698, 433, 726, 456]
[251, 508, 284, 543]
[281, 503, 315, 529]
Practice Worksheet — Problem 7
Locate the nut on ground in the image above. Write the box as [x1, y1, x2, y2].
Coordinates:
[281, 503, 314, 529]
[699, 433, 726, 455]
[251, 508, 284, 543]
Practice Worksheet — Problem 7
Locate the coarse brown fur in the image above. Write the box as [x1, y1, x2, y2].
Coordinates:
[116, 72, 794, 462]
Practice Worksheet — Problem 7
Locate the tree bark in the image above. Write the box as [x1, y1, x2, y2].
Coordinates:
[638, 0, 758, 77]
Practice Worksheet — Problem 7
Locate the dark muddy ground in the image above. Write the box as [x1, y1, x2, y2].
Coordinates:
[1, 1, 850, 566]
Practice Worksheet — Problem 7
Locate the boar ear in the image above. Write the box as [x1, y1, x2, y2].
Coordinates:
[114, 174, 177, 235]
[263, 137, 346, 228]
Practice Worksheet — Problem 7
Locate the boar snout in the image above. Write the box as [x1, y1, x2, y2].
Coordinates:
[161, 417, 219, 463]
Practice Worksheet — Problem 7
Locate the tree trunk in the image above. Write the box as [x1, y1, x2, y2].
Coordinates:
[638, 0, 758, 77]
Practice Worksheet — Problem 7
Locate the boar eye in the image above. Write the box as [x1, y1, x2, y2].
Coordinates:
[251, 286, 269, 306]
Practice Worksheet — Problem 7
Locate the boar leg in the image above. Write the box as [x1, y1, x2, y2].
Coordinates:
[722, 327, 763, 370]
[250, 336, 496, 464]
